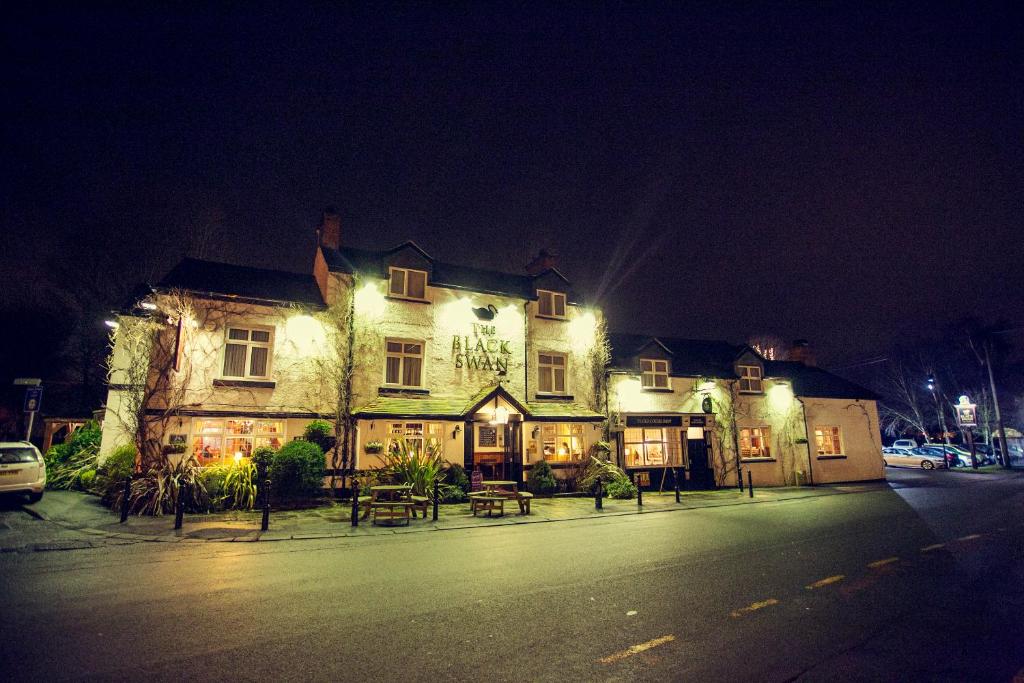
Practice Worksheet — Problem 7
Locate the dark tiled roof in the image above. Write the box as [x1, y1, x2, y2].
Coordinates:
[608, 333, 745, 378]
[322, 244, 569, 301]
[158, 258, 325, 308]
[765, 361, 880, 401]
[608, 334, 877, 400]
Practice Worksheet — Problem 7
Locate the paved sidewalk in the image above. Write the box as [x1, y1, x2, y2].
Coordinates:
[18, 482, 886, 545]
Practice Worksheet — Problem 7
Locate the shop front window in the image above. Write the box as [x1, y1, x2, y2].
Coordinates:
[623, 428, 669, 467]
[739, 426, 771, 459]
[541, 423, 585, 462]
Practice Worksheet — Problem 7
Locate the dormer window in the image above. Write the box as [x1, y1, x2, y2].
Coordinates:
[537, 290, 566, 318]
[640, 359, 670, 389]
[738, 365, 763, 393]
[389, 267, 427, 300]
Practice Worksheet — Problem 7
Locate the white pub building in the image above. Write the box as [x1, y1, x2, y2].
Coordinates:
[100, 208, 884, 489]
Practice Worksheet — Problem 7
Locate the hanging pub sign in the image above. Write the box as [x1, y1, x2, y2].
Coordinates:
[452, 323, 513, 373]
[625, 415, 683, 428]
[955, 395, 977, 427]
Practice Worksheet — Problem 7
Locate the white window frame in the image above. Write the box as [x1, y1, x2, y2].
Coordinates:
[536, 289, 567, 319]
[814, 425, 844, 456]
[640, 358, 670, 389]
[388, 267, 428, 300]
[738, 365, 763, 393]
[537, 351, 568, 394]
[221, 325, 274, 379]
[387, 422, 444, 457]
[189, 418, 286, 465]
[540, 423, 586, 462]
[739, 426, 772, 459]
[384, 338, 425, 388]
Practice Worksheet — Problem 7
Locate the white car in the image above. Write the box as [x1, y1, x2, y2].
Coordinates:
[0, 441, 46, 502]
[882, 447, 946, 470]
[892, 439, 918, 450]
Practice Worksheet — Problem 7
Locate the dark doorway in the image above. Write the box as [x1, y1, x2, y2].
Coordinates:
[687, 436, 715, 490]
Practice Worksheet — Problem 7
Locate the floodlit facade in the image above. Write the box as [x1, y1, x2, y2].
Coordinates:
[99, 208, 884, 489]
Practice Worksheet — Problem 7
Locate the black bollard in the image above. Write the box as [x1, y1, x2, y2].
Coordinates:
[120, 474, 132, 523]
[738, 469, 744, 492]
[350, 482, 359, 527]
[174, 482, 186, 530]
[747, 471, 754, 498]
[636, 477, 643, 507]
[674, 469, 681, 503]
[432, 479, 439, 521]
[261, 478, 271, 531]
[595, 479, 603, 510]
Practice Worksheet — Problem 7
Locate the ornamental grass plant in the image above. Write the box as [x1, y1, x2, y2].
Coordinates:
[380, 437, 444, 498]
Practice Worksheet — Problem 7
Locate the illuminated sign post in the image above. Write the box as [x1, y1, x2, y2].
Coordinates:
[956, 395, 979, 469]
[15, 379, 43, 442]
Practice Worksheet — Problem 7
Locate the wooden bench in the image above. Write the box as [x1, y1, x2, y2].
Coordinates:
[371, 501, 413, 525]
[358, 495, 374, 520]
[471, 495, 505, 517]
[516, 491, 533, 515]
[409, 495, 429, 519]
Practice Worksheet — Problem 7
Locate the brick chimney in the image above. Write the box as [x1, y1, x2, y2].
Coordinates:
[788, 339, 816, 366]
[317, 206, 341, 251]
[526, 248, 558, 275]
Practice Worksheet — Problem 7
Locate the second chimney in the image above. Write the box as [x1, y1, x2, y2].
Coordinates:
[526, 249, 558, 275]
[318, 206, 341, 251]
[788, 339, 815, 366]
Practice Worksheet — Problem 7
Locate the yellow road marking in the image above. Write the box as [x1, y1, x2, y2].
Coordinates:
[867, 557, 900, 569]
[921, 543, 945, 552]
[730, 598, 780, 617]
[957, 534, 982, 542]
[598, 634, 676, 664]
[805, 575, 845, 590]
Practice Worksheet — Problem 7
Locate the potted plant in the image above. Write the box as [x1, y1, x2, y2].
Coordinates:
[364, 440, 384, 454]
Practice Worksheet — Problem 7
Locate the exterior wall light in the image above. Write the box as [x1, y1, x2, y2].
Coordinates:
[568, 310, 597, 351]
[140, 301, 158, 311]
[354, 281, 387, 318]
[452, 424, 462, 440]
[492, 405, 510, 425]
[285, 314, 327, 355]
[104, 319, 119, 329]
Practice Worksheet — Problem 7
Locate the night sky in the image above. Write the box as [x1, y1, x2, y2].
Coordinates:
[3, 2, 1022, 371]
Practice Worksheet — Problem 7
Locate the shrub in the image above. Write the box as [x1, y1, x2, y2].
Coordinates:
[578, 456, 632, 494]
[200, 465, 229, 510]
[382, 438, 444, 497]
[115, 455, 210, 516]
[222, 459, 258, 510]
[436, 482, 468, 503]
[78, 469, 98, 491]
[605, 477, 638, 499]
[303, 420, 335, 454]
[44, 443, 72, 470]
[47, 447, 98, 490]
[527, 460, 558, 495]
[251, 446, 275, 472]
[101, 444, 138, 480]
[270, 440, 325, 499]
[444, 463, 470, 493]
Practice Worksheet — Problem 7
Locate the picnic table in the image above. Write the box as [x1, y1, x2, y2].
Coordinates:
[366, 484, 414, 525]
[470, 480, 533, 516]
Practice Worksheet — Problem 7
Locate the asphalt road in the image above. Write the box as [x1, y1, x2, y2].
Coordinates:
[2, 469, 1023, 682]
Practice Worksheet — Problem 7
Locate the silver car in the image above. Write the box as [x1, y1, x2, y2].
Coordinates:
[0, 441, 46, 502]
[882, 447, 946, 470]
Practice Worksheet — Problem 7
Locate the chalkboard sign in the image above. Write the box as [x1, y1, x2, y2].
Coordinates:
[471, 469, 483, 492]
[478, 426, 498, 447]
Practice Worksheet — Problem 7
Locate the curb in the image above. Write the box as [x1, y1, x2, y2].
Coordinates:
[16, 485, 879, 548]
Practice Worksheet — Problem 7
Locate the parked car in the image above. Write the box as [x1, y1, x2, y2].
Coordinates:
[917, 444, 977, 467]
[882, 447, 946, 470]
[0, 441, 46, 502]
[892, 439, 918, 450]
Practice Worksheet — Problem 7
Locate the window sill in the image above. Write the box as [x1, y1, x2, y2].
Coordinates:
[213, 378, 276, 389]
[816, 454, 847, 460]
[386, 295, 430, 305]
[740, 457, 775, 463]
[534, 393, 574, 401]
[738, 391, 764, 395]
[378, 387, 429, 396]
[641, 387, 674, 393]
[535, 314, 568, 322]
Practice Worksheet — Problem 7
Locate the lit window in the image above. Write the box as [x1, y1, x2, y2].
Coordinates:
[387, 422, 443, 457]
[222, 326, 273, 379]
[815, 426, 843, 456]
[191, 419, 285, 464]
[739, 427, 771, 459]
[389, 267, 428, 300]
[622, 427, 685, 467]
[640, 359, 670, 389]
[385, 339, 424, 387]
[538, 352, 567, 394]
[537, 290, 567, 318]
[540, 423, 585, 462]
[738, 365, 763, 393]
